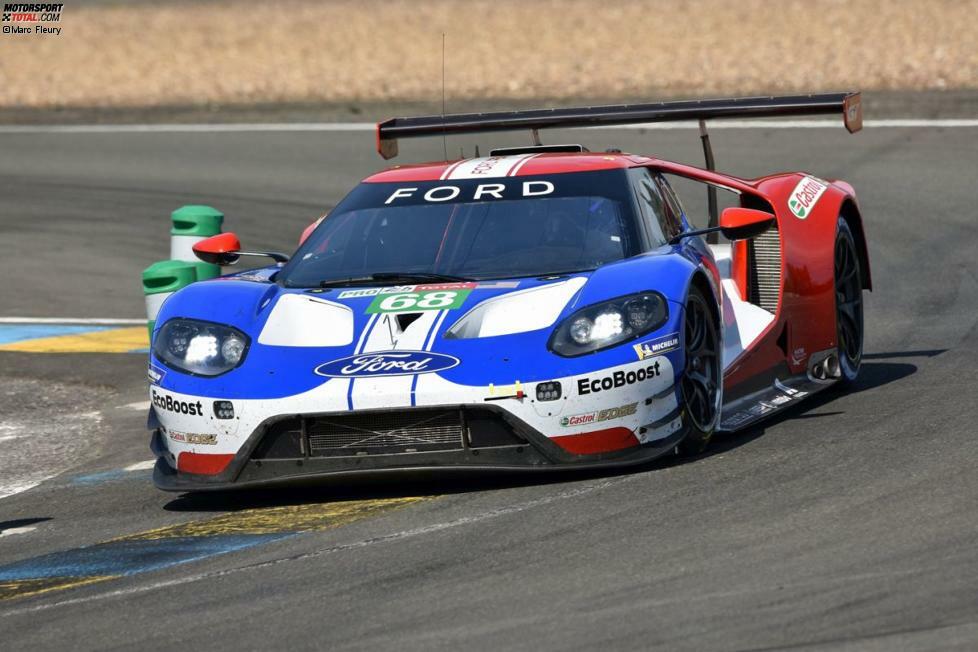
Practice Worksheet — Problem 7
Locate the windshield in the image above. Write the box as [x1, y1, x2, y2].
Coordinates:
[279, 169, 641, 288]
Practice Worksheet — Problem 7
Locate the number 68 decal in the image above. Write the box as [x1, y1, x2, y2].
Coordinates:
[366, 289, 472, 314]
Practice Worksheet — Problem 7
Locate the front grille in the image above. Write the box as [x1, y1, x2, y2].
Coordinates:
[307, 409, 464, 456]
[750, 226, 782, 313]
[250, 408, 529, 460]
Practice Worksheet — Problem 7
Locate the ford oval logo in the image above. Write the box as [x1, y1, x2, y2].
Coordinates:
[314, 351, 460, 378]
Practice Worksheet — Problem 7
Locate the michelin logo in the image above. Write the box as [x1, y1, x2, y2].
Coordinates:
[633, 332, 679, 359]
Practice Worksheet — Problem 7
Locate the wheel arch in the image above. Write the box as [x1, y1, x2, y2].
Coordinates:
[688, 269, 722, 331]
[838, 198, 872, 291]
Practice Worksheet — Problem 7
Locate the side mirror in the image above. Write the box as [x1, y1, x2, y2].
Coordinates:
[193, 232, 291, 266]
[719, 207, 775, 241]
[193, 232, 242, 265]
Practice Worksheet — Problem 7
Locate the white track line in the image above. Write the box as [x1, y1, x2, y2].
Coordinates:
[0, 525, 38, 538]
[0, 119, 975, 135]
[0, 317, 145, 325]
[123, 460, 156, 472]
[118, 402, 151, 411]
[0, 481, 41, 501]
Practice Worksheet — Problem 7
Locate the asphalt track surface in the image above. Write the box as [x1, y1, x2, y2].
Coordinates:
[0, 123, 976, 651]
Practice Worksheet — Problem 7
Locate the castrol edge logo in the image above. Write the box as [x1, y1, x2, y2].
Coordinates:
[788, 176, 828, 219]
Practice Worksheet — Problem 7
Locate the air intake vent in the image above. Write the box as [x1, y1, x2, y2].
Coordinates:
[489, 144, 588, 156]
[306, 409, 463, 457]
[251, 408, 527, 461]
[750, 226, 782, 313]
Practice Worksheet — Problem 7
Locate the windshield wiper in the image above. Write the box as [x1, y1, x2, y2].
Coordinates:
[371, 272, 473, 283]
[318, 272, 473, 288]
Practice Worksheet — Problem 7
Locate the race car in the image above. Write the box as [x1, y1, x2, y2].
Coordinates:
[148, 92, 870, 491]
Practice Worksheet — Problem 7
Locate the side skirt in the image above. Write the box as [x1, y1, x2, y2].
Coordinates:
[718, 350, 839, 432]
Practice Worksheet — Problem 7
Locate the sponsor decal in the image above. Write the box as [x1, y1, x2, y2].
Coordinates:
[768, 394, 792, 406]
[791, 346, 807, 364]
[749, 402, 774, 416]
[788, 176, 828, 219]
[152, 389, 203, 417]
[633, 332, 680, 360]
[366, 288, 471, 314]
[468, 157, 506, 175]
[314, 350, 460, 378]
[560, 402, 638, 428]
[488, 380, 523, 397]
[577, 362, 661, 396]
[337, 281, 515, 300]
[474, 280, 520, 289]
[337, 285, 416, 299]
[485, 380, 525, 401]
[774, 379, 809, 398]
[147, 363, 166, 386]
[168, 430, 218, 445]
[384, 181, 554, 205]
[722, 411, 753, 428]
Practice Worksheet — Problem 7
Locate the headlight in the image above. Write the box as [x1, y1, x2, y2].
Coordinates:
[153, 318, 250, 376]
[548, 292, 667, 357]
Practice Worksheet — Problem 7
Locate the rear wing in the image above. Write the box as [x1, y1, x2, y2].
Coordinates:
[376, 92, 862, 159]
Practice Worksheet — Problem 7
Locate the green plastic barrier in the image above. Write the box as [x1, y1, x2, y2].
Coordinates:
[142, 260, 200, 340]
[170, 205, 223, 271]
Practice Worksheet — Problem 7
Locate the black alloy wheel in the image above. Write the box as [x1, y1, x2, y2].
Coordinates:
[835, 216, 864, 384]
[678, 286, 721, 454]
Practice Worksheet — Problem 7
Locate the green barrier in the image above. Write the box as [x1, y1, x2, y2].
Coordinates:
[142, 260, 200, 341]
[170, 205, 223, 264]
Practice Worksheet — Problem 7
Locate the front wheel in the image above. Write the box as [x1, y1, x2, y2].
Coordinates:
[678, 286, 722, 455]
[835, 216, 864, 386]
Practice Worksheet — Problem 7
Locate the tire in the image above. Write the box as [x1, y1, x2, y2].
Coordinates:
[677, 285, 722, 455]
[834, 217, 864, 386]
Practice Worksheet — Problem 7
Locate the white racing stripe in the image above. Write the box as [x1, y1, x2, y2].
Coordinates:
[0, 120, 975, 135]
[425, 310, 450, 351]
[350, 310, 442, 410]
[441, 154, 537, 179]
[507, 153, 540, 175]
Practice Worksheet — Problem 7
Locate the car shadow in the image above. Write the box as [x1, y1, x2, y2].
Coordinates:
[162, 459, 678, 513]
[163, 352, 931, 512]
[0, 517, 52, 533]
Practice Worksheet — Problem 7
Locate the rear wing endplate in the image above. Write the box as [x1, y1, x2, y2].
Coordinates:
[376, 92, 862, 159]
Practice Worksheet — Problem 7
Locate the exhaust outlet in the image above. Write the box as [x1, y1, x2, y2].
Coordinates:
[825, 355, 841, 378]
[812, 362, 826, 380]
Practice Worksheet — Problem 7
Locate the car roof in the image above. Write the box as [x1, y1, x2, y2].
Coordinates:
[363, 152, 643, 183]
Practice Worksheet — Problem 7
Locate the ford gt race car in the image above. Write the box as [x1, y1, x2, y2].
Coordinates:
[148, 93, 871, 491]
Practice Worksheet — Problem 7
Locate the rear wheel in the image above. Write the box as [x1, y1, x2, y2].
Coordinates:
[835, 217, 864, 385]
[678, 286, 721, 455]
